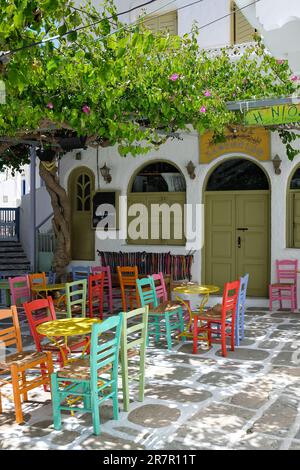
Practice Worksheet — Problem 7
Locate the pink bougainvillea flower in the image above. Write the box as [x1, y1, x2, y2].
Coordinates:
[204, 89, 212, 97]
[291, 75, 299, 82]
[46, 102, 54, 109]
[82, 104, 91, 114]
[169, 73, 179, 81]
[276, 59, 285, 65]
[200, 105, 207, 113]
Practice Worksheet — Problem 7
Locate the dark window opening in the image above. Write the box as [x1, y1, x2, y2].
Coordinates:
[131, 162, 186, 193]
[206, 159, 269, 191]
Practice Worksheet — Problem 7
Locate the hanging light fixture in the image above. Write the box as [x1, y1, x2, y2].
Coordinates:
[100, 163, 112, 183]
[186, 161, 196, 180]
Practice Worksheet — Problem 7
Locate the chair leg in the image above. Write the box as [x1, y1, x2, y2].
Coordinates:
[165, 315, 172, 350]
[269, 286, 273, 311]
[121, 349, 130, 412]
[51, 374, 62, 431]
[235, 310, 240, 347]
[0, 390, 2, 414]
[155, 317, 160, 344]
[193, 315, 198, 354]
[21, 372, 28, 401]
[221, 324, 227, 357]
[11, 365, 23, 424]
[178, 309, 185, 340]
[91, 391, 101, 436]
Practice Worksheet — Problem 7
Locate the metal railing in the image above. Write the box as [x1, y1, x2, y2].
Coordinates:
[0, 207, 20, 240]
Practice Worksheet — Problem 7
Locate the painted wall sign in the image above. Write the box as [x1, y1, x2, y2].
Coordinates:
[245, 103, 300, 126]
[199, 127, 270, 163]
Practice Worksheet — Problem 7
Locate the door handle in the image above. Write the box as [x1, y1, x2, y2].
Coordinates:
[237, 236, 241, 248]
[237, 228, 248, 231]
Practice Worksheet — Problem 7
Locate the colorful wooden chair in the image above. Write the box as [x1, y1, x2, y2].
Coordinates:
[51, 313, 123, 435]
[71, 266, 91, 281]
[24, 296, 89, 368]
[235, 273, 249, 346]
[269, 260, 298, 312]
[0, 306, 54, 424]
[56, 279, 87, 318]
[9, 275, 31, 310]
[117, 266, 140, 312]
[47, 271, 56, 284]
[28, 272, 47, 299]
[120, 306, 148, 412]
[91, 266, 114, 313]
[195, 280, 240, 357]
[137, 277, 184, 350]
[88, 273, 105, 319]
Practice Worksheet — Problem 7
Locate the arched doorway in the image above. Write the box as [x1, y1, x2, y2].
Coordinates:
[287, 166, 300, 248]
[68, 166, 95, 260]
[204, 158, 270, 297]
[127, 161, 186, 245]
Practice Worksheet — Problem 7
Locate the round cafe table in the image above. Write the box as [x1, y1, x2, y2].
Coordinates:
[37, 317, 101, 365]
[31, 283, 66, 306]
[173, 283, 220, 352]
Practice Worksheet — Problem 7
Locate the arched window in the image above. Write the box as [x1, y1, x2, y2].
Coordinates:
[128, 161, 186, 246]
[288, 166, 300, 248]
[206, 158, 269, 191]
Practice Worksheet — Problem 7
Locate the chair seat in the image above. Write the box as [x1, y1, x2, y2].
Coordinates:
[150, 301, 182, 315]
[57, 357, 111, 380]
[198, 304, 232, 320]
[0, 350, 48, 369]
[270, 283, 295, 288]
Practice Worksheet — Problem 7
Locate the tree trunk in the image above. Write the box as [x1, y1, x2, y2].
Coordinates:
[39, 160, 71, 282]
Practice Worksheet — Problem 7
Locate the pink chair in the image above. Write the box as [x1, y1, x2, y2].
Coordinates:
[269, 260, 298, 311]
[9, 275, 31, 311]
[152, 272, 168, 303]
[91, 266, 114, 313]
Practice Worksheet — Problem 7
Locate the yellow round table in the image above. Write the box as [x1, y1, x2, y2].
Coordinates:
[37, 318, 101, 364]
[31, 283, 66, 306]
[173, 283, 220, 348]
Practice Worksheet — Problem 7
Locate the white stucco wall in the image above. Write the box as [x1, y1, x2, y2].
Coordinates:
[59, 129, 300, 305]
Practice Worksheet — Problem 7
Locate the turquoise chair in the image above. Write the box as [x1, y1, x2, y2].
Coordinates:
[136, 277, 184, 350]
[51, 314, 123, 435]
[235, 273, 249, 346]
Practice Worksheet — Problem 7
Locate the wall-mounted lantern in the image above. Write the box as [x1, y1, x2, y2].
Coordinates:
[272, 154, 282, 175]
[186, 160, 196, 180]
[100, 163, 112, 183]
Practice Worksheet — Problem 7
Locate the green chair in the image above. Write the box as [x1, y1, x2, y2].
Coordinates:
[57, 279, 87, 318]
[120, 306, 148, 412]
[51, 313, 123, 436]
[136, 277, 184, 351]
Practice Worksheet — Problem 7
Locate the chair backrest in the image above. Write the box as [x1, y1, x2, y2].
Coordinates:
[0, 306, 22, 353]
[88, 273, 105, 317]
[91, 266, 112, 290]
[151, 272, 168, 302]
[276, 259, 298, 285]
[65, 279, 87, 318]
[238, 273, 249, 313]
[117, 266, 139, 287]
[71, 266, 91, 281]
[222, 280, 240, 320]
[90, 313, 123, 385]
[9, 275, 31, 306]
[23, 297, 57, 351]
[47, 271, 56, 284]
[121, 306, 149, 352]
[136, 277, 158, 309]
[29, 272, 47, 290]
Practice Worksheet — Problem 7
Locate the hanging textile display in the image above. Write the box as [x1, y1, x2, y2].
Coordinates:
[97, 250, 194, 280]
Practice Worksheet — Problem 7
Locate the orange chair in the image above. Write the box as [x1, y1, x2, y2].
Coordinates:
[117, 266, 140, 312]
[28, 272, 47, 299]
[0, 306, 53, 424]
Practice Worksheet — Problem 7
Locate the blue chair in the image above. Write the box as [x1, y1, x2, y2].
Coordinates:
[51, 313, 123, 435]
[235, 274, 249, 346]
[71, 266, 91, 281]
[47, 271, 56, 284]
[137, 276, 184, 350]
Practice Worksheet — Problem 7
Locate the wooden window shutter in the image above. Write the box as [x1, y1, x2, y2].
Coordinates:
[144, 11, 178, 35]
[293, 193, 300, 248]
[233, 2, 256, 44]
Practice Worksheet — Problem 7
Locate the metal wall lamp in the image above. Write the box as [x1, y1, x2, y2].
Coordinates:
[100, 163, 112, 183]
[186, 160, 196, 180]
[272, 154, 282, 175]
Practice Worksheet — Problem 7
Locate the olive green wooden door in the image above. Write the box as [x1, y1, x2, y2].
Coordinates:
[68, 167, 95, 260]
[205, 191, 270, 297]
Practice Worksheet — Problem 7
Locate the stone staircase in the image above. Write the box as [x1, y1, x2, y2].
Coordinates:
[0, 240, 31, 278]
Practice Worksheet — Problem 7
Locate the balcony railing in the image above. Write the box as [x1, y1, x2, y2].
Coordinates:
[0, 208, 20, 240]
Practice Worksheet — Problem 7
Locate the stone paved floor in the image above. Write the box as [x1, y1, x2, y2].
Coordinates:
[1, 308, 300, 450]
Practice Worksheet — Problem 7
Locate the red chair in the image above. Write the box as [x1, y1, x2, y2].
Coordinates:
[24, 297, 88, 368]
[91, 266, 114, 313]
[88, 273, 105, 319]
[194, 280, 240, 357]
[269, 259, 298, 312]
